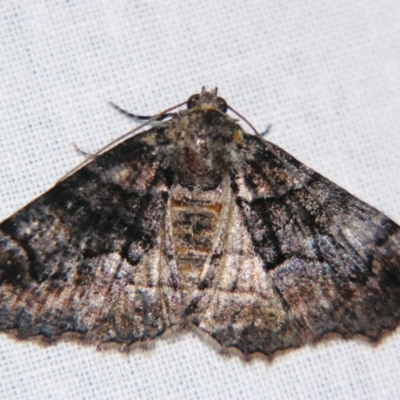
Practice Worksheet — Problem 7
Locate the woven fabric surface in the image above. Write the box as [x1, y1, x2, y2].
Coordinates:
[0, 1, 399, 399]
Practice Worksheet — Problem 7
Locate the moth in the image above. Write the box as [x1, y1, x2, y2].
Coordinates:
[0, 88, 399, 359]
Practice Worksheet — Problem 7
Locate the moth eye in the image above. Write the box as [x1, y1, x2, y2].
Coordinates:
[187, 94, 201, 109]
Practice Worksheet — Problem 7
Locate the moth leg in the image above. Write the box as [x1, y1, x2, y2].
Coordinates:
[71, 141, 95, 159]
[260, 124, 272, 137]
[108, 101, 174, 121]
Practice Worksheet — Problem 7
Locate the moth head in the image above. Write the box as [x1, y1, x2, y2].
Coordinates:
[186, 87, 228, 113]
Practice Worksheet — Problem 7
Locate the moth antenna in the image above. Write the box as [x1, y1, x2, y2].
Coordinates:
[108, 101, 174, 122]
[227, 104, 261, 137]
[60, 98, 188, 181]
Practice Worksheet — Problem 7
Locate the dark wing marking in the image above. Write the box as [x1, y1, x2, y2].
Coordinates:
[0, 127, 171, 345]
[197, 134, 400, 357]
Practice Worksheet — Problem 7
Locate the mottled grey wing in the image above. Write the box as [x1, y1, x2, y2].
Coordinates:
[197, 134, 400, 357]
[0, 128, 170, 346]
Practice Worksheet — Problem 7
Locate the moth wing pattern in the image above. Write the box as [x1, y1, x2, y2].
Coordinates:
[0, 88, 399, 359]
[197, 134, 400, 356]
[0, 128, 172, 345]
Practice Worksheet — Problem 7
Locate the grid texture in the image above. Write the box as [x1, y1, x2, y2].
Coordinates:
[0, 1, 400, 399]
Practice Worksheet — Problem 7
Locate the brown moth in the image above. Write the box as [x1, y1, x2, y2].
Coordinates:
[0, 88, 399, 358]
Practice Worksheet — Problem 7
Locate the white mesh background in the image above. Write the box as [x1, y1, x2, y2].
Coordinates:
[0, 1, 400, 399]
